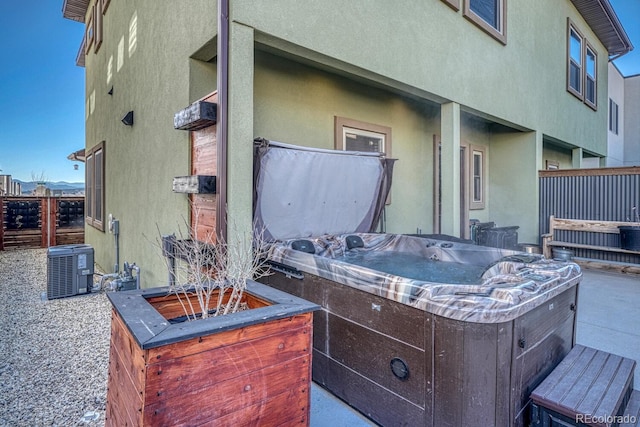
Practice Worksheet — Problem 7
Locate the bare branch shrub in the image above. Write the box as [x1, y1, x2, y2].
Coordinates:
[158, 210, 271, 321]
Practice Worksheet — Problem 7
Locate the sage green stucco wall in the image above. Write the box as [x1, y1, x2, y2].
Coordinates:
[83, 0, 216, 286]
[253, 51, 440, 234]
[227, 0, 612, 243]
[234, 0, 609, 156]
[489, 132, 541, 242]
[543, 145, 574, 170]
[79, 0, 616, 283]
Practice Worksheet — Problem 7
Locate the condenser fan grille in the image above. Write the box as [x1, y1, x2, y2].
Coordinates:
[47, 255, 75, 299]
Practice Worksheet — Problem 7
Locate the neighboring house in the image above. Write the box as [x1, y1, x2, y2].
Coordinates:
[607, 63, 640, 167]
[62, 0, 632, 287]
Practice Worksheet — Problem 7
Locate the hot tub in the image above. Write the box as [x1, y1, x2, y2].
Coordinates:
[253, 140, 582, 427]
[262, 233, 580, 426]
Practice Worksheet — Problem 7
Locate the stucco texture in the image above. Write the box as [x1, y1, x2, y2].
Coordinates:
[84, 0, 217, 286]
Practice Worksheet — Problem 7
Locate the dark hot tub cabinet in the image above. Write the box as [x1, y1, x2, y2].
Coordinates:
[253, 139, 582, 427]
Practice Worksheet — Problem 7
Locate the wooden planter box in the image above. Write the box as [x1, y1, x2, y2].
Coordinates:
[106, 280, 319, 426]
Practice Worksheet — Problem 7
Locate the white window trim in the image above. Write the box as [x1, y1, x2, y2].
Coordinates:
[469, 145, 486, 210]
[334, 117, 391, 157]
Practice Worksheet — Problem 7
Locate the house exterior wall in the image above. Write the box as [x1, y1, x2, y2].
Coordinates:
[254, 50, 440, 234]
[542, 145, 573, 170]
[82, 0, 217, 285]
[234, 0, 609, 154]
[227, 0, 612, 243]
[624, 75, 640, 166]
[75, 0, 621, 285]
[608, 63, 625, 166]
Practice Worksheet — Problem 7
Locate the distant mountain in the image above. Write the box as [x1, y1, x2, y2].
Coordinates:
[14, 180, 85, 193]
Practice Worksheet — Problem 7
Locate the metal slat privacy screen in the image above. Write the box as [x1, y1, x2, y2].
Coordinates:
[539, 167, 640, 264]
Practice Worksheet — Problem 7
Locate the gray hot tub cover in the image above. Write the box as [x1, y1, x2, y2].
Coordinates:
[253, 138, 395, 241]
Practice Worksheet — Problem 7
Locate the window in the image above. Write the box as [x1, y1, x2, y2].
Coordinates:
[567, 20, 597, 109]
[567, 24, 583, 98]
[334, 117, 391, 155]
[609, 99, 619, 135]
[94, 2, 102, 53]
[85, 8, 94, 54]
[546, 160, 560, 170]
[463, 0, 507, 44]
[335, 116, 392, 204]
[469, 145, 486, 210]
[584, 43, 597, 109]
[86, 141, 105, 231]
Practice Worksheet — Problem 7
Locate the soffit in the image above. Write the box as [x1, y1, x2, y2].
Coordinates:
[76, 35, 86, 67]
[62, 0, 90, 23]
[67, 148, 86, 162]
[571, 0, 633, 56]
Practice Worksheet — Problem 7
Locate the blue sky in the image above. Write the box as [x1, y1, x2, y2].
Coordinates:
[0, 1, 85, 183]
[0, 2, 638, 184]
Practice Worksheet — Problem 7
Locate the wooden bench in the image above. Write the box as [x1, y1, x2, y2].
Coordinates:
[542, 216, 640, 274]
[530, 345, 637, 427]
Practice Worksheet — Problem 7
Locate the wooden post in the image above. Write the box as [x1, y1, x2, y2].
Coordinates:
[40, 198, 47, 248]
[50, 198, 58, 247]
[0, 197, 4, 251]
[40, 197, 58, 248]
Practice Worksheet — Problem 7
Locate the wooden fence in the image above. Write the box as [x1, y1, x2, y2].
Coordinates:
[0, 196, 85, 250]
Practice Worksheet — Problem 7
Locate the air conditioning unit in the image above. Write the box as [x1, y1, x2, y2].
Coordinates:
[47, 244, 94, 299]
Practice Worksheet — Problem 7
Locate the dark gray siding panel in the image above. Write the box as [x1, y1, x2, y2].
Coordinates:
[539, 170, 640, 264]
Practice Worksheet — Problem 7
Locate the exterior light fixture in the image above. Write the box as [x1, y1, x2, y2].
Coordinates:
[121, 111, 134, 126]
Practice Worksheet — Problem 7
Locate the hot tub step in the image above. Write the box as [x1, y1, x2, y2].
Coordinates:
[621, 390, 640, 427]
[530, 345, 636, 427]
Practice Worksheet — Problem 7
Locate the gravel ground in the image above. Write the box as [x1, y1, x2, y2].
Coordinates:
[0, 249, 111, 426]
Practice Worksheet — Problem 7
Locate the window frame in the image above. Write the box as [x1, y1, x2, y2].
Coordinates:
[469, 145, 486, 210]
[94, 2, 103, 53]
[334, 117, 391, 156]
[609, 98, 619, 135]
[85, 141, 105, 231]
[584, 41, 597, 110]
[85, 7, 95, 54]
[567, 20, 584, 100]
[463, 0, 507, 45]
[546, 160, 560, 170]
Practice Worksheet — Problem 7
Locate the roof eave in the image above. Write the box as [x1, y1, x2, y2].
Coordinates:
[571, 0, 633, 57]
[62, 0, 90, 23]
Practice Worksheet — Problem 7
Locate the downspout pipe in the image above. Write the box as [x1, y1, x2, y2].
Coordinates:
[216, 0, 229, 243]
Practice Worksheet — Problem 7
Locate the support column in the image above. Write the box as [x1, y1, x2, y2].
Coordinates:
[226, 22, 255, 247]
[599, 157, 607, 167]
[490, 131, 542, 243]
[572, 147, 583, 169]
[440, 102, 461, 237]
